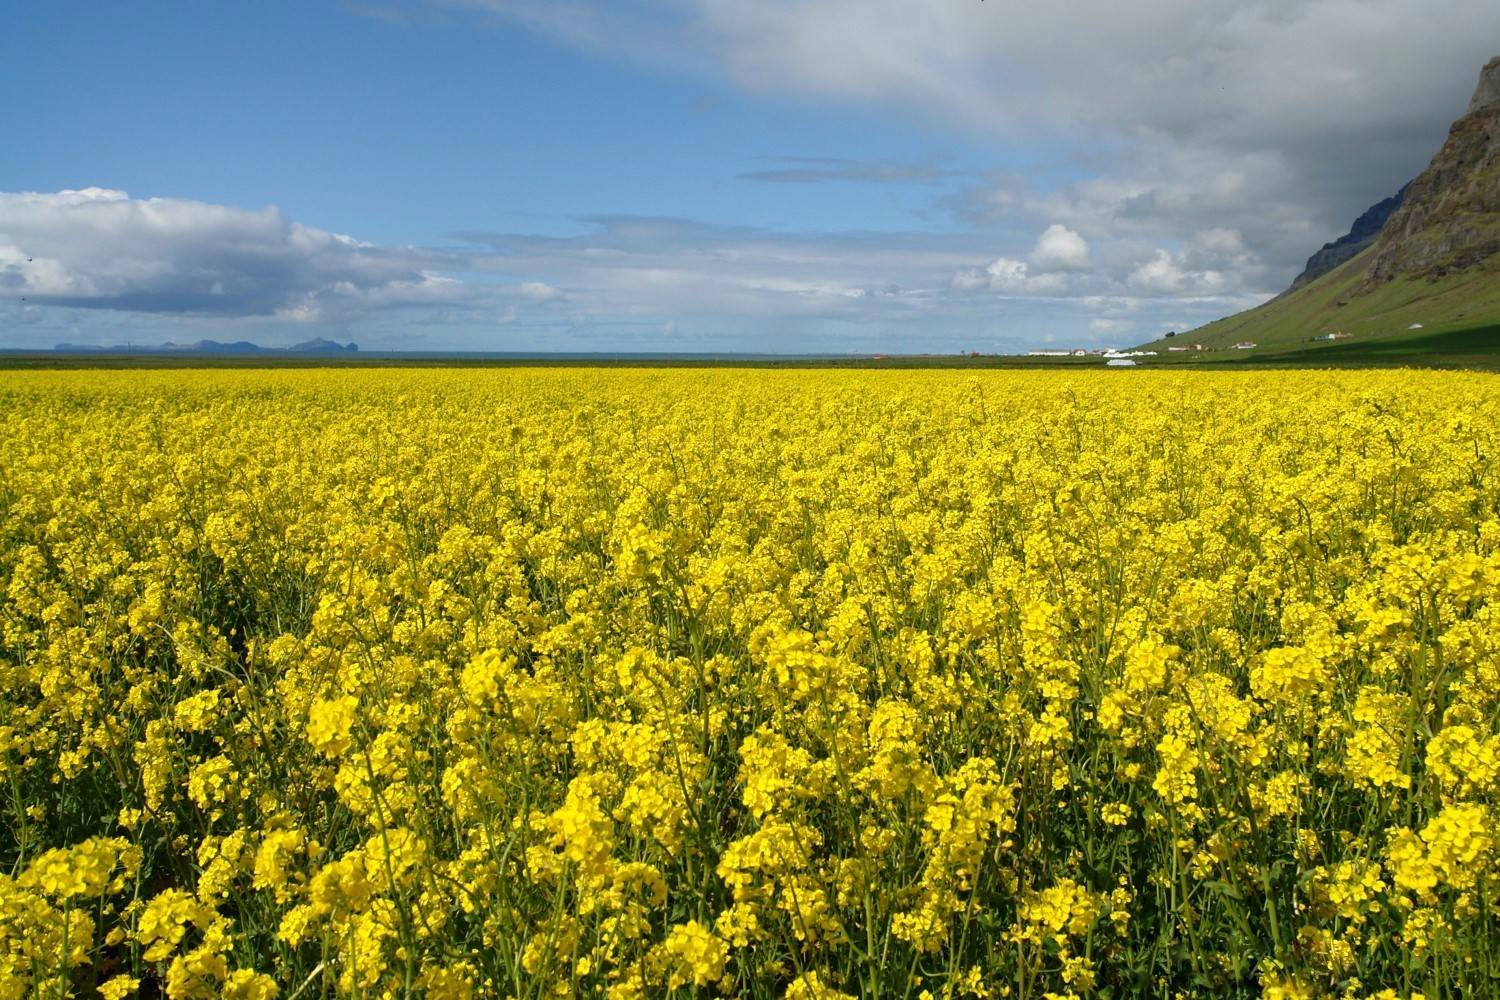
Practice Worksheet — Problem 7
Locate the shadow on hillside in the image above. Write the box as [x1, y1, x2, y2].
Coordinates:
[1252, 323, 1500, 369]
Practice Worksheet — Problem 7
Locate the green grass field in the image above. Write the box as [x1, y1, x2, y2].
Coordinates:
[1246, 322, 1500, 367]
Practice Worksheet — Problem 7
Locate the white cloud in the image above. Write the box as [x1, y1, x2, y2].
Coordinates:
[952, 256, 1068, 295]
[0, 186, 1278, 351]
[451, 213, 1258, 353]
[1031, 224, 1090, 272]
[0, 188, 470, 320]
[1128, 248, 1230, 297]
[1, 197, 1277, 350]
[1129, 251, 1187, 294]
[518, 280, 562, 302]
[453, 0, 1500, 286]
[451, 212, 1274, 350]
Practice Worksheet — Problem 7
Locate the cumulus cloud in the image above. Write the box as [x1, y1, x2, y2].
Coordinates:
[1119, 229, 1261, 297]
[951, 257, 1068, 296]
[1128, 251, 1194, 295]
[0, 188, 470, 320]
[948, 224, 1097, 295]
[1031, 225, 1090, 272]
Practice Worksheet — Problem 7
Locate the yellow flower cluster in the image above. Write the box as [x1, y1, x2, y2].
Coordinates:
[1, 368, 1498, 997]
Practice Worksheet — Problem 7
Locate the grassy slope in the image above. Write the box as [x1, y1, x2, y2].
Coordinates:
[1245, 321, 1500, 368]
[1138, 247, 1500, 359]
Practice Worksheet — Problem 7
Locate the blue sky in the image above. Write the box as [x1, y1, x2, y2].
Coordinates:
[3, 1, 1498, 352]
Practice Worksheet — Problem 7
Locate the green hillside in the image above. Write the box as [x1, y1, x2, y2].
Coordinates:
[1139, 250, 1500, 356]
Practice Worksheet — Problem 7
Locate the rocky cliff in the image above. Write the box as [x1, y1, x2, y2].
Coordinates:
[1288, 184, 1407, 289]
[1363, 57, 1500, 284]
[1468, 55, 1500, 115]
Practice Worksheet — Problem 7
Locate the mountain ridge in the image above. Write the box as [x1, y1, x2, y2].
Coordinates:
[1287, 184, 1407, 290]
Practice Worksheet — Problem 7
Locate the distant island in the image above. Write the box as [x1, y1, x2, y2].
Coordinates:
[52, 338, 358, 355]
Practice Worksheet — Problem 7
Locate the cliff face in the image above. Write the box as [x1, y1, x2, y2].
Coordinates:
[1468, 55, 1500, 115]
[1288, 184, 1407, 289]
[1363, 58, 1500, 284]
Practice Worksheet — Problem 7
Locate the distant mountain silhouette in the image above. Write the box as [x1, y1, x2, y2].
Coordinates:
[53, 338, 359, 355]
[289, 338, 359, 353]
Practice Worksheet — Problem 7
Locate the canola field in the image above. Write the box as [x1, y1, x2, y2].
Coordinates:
[3, 368, 1499, 1000]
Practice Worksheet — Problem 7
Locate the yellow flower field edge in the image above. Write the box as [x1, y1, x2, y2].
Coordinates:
[1, 369, 1498, 999]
